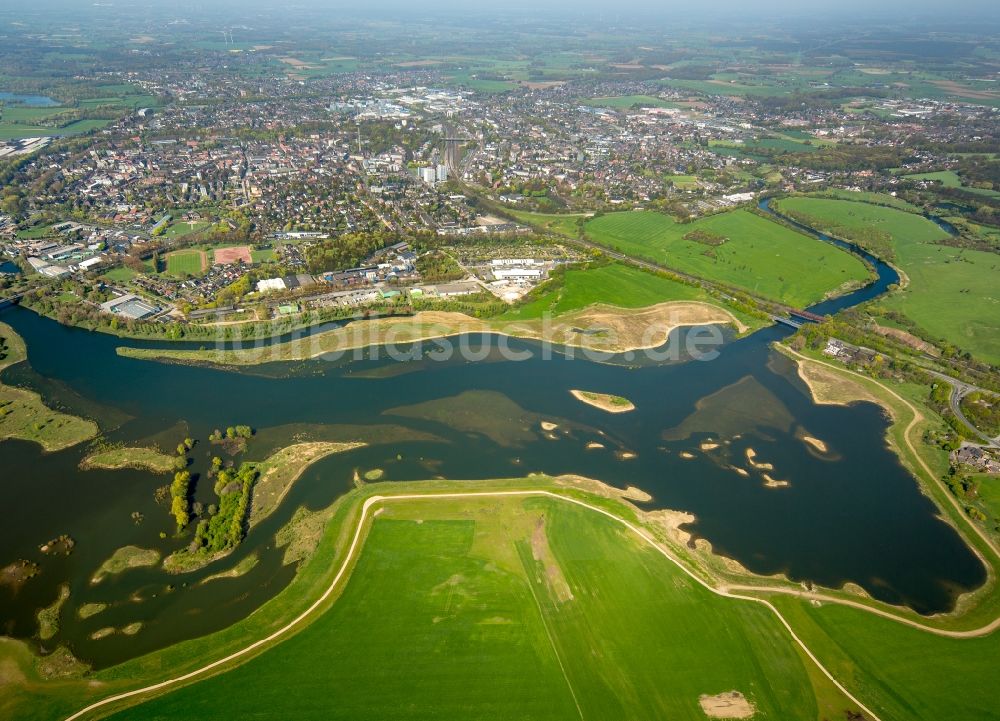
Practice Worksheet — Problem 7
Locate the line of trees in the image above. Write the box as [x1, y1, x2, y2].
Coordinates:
[170, 470, 192, 531]
[192, 464, 258, 554]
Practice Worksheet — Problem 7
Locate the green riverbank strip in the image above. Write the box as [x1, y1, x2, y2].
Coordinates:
[1, 321, 99, 451]
[772, 195, 1000, 364]
[80, 447, 179, 474]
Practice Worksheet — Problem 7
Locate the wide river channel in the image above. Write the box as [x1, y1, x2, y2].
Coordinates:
[0, 203, 987, 669]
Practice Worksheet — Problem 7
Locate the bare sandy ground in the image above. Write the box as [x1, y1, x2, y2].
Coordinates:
[794, 359, 879, 408]
[119, 300, 742, 366]
[699, 691, 755, 718]
[800, 435, 829, 454]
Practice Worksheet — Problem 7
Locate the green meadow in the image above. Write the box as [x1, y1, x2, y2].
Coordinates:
[904, 170, 1000, 199]
[813, 189, 920, 212]
[161, 220, 211, 238]
[773, 196, 948, 250]
[105, 496, 839, 720]
[660, 78, 796, 97]
[583, 209, 870, 307]
[0, 118, 111, 140]
[881, 240, 1000, 364]
[500, 263, 707, 321]
[584, 95, 680, 109]
[506, 209, 590, 237]
[774, 196, 1000, 364]
[773, 596, 1000, 721]
[0, 83, 158, 139]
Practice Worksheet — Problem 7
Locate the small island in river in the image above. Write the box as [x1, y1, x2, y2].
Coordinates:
[569, 389, 636, 414]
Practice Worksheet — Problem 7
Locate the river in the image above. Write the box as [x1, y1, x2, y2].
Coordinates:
[0, 203, 985, 669]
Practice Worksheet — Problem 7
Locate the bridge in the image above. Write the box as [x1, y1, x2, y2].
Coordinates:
[771, 314, 806, 329]
[0, 293, 25, 311]
[789, 309, 825, 323]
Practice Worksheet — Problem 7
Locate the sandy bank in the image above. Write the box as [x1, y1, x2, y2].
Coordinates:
[570, 389, 636, 413]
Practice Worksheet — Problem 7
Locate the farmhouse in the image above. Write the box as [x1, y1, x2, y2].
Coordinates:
[952, 444, 1000, 474]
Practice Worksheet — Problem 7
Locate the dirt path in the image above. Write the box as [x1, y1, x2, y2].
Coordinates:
[63, 489, 884, 721]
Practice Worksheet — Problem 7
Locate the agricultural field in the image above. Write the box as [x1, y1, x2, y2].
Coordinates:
[445, 72, 518, 93]
[773, 196, 1000, 363]
[772, 197, 949, 252]
[500, 263, 707, 321]
[660, 77, 798, 98]
[163, 249, 207, 277]
[812, 189, 920, 212]
[772, 596, 1000, 721]
[903, 170, 1000, 199]
[583, 95, 680, 109]
[583, 209, 870, 307]
[0, 83, 158, 139]
[0, 117, 111, 141]
[712, 137, 820, 154]
[104, 496, 836, 720]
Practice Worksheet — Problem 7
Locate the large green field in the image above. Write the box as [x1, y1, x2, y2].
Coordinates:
[773, 196, 949, 251]
[814, 189, 921, 211]
[0, 118, 111, 140]
[773, 596, 1000, 720]
[0, 83, 159, 140]
[903, 170, 1000, 199]
[160, 220, 211, 238]
[106, 496, 834, 720]
[584, 95, 680, 109]
[500, 263, 707, 321]
[583, 209, 870, 307]
[774, 196, 1000, 364]
[506, 209, 590, 238]
[163, 249, 206, 277]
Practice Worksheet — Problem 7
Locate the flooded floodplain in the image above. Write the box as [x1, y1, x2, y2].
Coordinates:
[0, 306, 986, 669]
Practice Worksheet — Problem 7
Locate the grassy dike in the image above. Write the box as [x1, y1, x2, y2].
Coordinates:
[2, 475, 860, 721]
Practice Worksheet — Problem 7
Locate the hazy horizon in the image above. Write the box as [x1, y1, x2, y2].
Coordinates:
[4, 0, 1000, 23]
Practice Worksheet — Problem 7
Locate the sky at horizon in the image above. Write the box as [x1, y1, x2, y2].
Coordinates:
[5, 0, 1000, 21]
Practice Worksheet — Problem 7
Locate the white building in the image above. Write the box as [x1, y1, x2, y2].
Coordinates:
[493, 268, 543, 281]
[256, 277, 287, 293]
